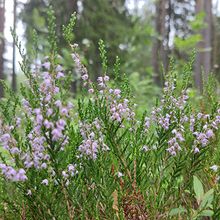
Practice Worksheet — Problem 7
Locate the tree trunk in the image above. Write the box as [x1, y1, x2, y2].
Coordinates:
[12, 0, 17, 92]
[195, 0, 212, 92]
[0, 0, 5, 98]
[152, 0, 169, 86]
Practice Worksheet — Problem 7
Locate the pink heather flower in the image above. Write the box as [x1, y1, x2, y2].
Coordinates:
[53, 87, 60, 94]
[196, 133, 209, 147]
[42, 71, 50, 78]
[67, 102, 74, 109]
[52, 128, 63, 141]
[27, 189, 32, 196]
[159, 114, 170, 130]
[109, 89, 113, 94]
[0, 163, 6, 168]
[114, 89, 121, 96]
[22, 99, 30, 107]
[142, 145, 149, 152]
[197, 113, 203, 119]
[9, 125, 14, 130]
[16, 117, 21, 127]
[44, 154, 50, 160]
[82, 74, 88, 81]
[45, 94, 52, 102]
[60, 107, 69, 116]
[56, 65, 63, 72]
[44, 120, 51, 129]
[175, 132, 184, 142]
[56, 72, 65, 79]
[124, 99, 129, 104]
[0, 133, 10, 142]
[170, 151, 177, 156]
[34, 108, 41, 115]
[210, 165, 218, 172]
[97, 77, 103, 83]
[144, 117, 150, 130]
[67, 164, 75, 171]
[79, 139, 99, 160]
[71, 53, 81, 66]
[44, 78, 51, 86]
[61, 138, 69, 149]
[180, 115, 188, 123]
[204, 114, 210, 119]
[57, 119, 66, 129]
[16, 169, 28, 181]
[62, 171, 69, 178]
[190, 115, 195, 132]
[55, 100, 62, 108]
[28, 133, 33, 140]
[104, 75, 110, 81]
[34, 125, 41, 135]
[36, 114, 43, 125]
[194, 147, 200, 153]
[47, 108, 53, 117]
[41, 179, 49, 185]
[88, 88, 94, 94]
[10, 147, 20, 155]
[206, 129, 214, 138]
[42, 62, 50, 70]
[117, 172, 123, 178]
[98, 82, 105, 88]
[41, 163, 47, 169]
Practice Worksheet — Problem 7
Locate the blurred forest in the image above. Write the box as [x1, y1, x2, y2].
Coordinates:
[0, 0, 219, 105]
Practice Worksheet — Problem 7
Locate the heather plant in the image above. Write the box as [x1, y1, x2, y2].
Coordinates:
[0, 9, 220, 220]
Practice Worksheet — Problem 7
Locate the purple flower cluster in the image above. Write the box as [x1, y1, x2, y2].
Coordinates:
[110, 98, 135, 122]
[0, 59, 74, 183]
[190, 111, 220, 153]
[150, 80, 220, 156]
[61, 164, 78, 186]
[0, 164, 27, 181]
[97, 75, 109, 89]
[0, 128, 20, 155]
[211, 109, 220, 130]
[192, 128, 215, 152]
[78, 119, 109, 160]
[144, 117, 150, 132]
[158, 113, 170, 130]
[95, 78, 136, 124]
[71, 50, 136, 127]
[167, 129, 184, 156]
[71, 49, 93, 91]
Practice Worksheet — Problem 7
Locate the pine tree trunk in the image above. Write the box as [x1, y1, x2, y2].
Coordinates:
[0, 0, 5, 98]
[12, 0, 17, 92]
[152, 0, 169, 86]
[195, 0, 212, 92]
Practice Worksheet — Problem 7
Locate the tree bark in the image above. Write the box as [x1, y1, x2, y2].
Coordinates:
[12, 0, 17, 92]
[152, 0, 169, 86]
[195, 0, 212, 92]
[0, 0, 5, 98]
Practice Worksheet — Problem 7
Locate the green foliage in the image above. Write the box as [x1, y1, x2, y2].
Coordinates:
[62, 13, 76, 44]
[174, 34, 202, 51]
[1, 6, 220, 220]
[47, 7, 57, 56]
[98, 39, 108, 75]
[190, 12, 206, 31]
[193, 176, 204, 202]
